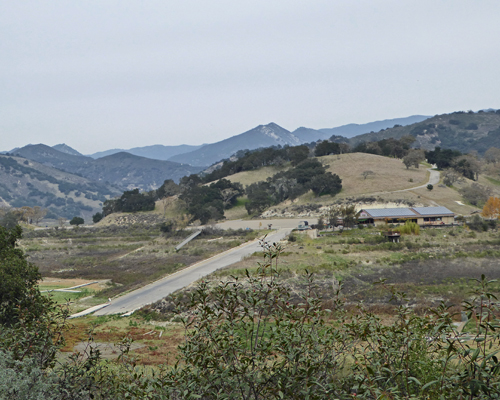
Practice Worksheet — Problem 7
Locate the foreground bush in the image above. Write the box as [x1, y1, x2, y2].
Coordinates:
[166, 241, 350, 399]
[2, 228, 500, 398]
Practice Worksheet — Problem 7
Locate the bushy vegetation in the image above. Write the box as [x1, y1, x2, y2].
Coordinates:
[200, 145, 311, 183]
[3, 232, 500, 399]
[460, 183, 490, 207]
[103, 188, 156, 214]
[467, 214, 498, 232]
[180, 178, 243, 224]
[425, 147, 463, 169]
[396, 220, 420, 235]
[245, 159, 342, 214]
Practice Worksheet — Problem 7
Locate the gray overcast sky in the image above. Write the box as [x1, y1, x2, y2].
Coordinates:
[1, 1, 499, 154]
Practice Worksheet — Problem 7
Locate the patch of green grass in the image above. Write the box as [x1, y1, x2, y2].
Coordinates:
[485, 176, 500, 186]
[234, 197, 249, 207]
[42, 288, 94, 304]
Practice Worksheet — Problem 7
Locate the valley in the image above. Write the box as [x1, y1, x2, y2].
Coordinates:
[4, 109, 500, 398]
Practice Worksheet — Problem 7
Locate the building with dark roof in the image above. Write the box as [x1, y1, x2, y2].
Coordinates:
[359, 206, 455, 226]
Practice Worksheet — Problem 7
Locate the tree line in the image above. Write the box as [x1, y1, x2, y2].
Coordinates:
[96, 136, 500, 224]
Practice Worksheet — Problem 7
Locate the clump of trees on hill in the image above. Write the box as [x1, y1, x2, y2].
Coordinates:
[200, 145, 311, 183]
[352, 135, 416, 158]
[245, 158, 342, 214]
[96, 134, 500, 223]
[179, 178, 243, 224]
[102, 188, 156, 215]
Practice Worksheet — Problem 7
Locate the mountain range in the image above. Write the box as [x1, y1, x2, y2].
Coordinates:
[168, 116, 429, 166]
[168, 123, 303, 166]
[89, 144, 204, 160]
[4, 110, 499, 220]
[11, 144, 203, 192]
[0, 154, 121, 220]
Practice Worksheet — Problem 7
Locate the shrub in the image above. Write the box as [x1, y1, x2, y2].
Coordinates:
[69, 216, 84, 226]
[92, 212, 103, 223]
[467, 215, 489, 232]
[397, 221, 420, 235]
[167, 242, 350, 399]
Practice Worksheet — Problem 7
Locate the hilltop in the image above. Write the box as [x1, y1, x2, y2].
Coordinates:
[347, 109, 500, 154]
[12, 144, 203, 191]
[168, 123, 302, 166]
[206, 151, 495, 219]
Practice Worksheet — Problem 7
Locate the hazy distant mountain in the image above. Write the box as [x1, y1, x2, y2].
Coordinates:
[347, 110, 500, 153]
[287, 116, 430, 144]
[14, 144, 94, 171]
[291, 127, 326, 143]
[168, 123, 301, 166]
[13, 144, 202, 191]
[0, 154, 120, 219]
[321, 115, 430, 139]
[0, 147, 19, 155]
[52, 143, 83, 156]
[81, 152, 203, 190]
[89, 144, 204, 160]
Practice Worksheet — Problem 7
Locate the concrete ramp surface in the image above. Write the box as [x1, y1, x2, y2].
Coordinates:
[175, 230, 202, 251]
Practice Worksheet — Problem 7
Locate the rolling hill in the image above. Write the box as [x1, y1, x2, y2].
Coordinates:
[346, 110, 500, 154]
[12, 144, 203, 191]
[0, 155, 121, 219]
[89, 143, 204, 160]
[168, 118, 430, 167]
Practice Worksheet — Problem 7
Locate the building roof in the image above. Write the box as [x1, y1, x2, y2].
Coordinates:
[360, 206, 455, 219]
[362, 208, 416, 218]
[412, 206, 454, 216]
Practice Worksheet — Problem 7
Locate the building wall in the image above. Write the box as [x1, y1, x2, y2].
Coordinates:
[373, 215, 454, 226]
[418, 216, 454, 225]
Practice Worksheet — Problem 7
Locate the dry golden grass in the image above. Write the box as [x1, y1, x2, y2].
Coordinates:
[319, 153, 428, 197]
[225, 165, 288, 187]
[223, 203, 249, 220]
[404, 185, 477, 215]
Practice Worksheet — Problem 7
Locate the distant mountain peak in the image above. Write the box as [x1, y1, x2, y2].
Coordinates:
[52, 143, 83, 156]
[168, 122, 301, 166]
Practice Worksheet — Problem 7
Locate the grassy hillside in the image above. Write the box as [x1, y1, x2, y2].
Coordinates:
[0, 155, 120, 219]
[348, 110, 500, 154]
[219, 152, 500, 216]
[319, 153, 428, 196]
[224, 165, 288, 187]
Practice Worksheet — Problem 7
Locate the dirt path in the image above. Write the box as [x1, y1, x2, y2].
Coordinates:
[370, 168, 440, 196]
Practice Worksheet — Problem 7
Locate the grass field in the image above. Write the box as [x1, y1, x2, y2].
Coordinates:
[23, 225, 261, 307]
[319, 153, 429, 196]
[49, 222, 500, 366]
[206, 225, 500, 315]
[224, 165, 288, 187]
